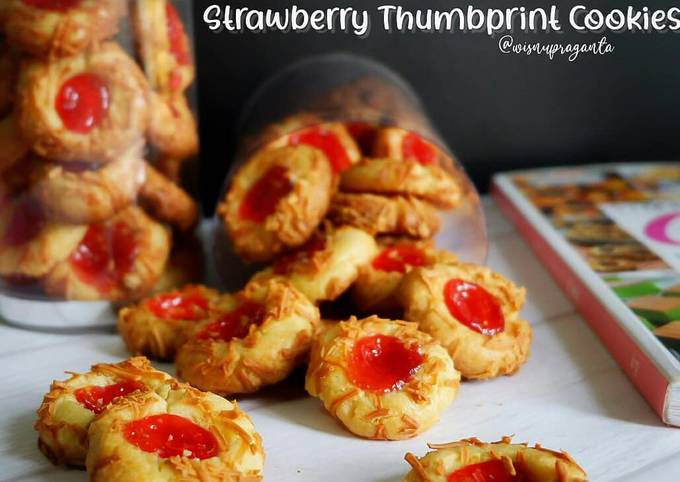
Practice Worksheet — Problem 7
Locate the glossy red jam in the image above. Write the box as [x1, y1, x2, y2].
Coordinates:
[346, 122, 377, 153]
[70, 222, 138, 293]
[443, 279, 505, 336]
[289, 126, 351, 173]
[273, 236, 327, 275]
[22, 0, 81, 10]
[147, 289, 210, 321]
[56, 73, 110, 133]
[239, 165, 293, 222]
[3, 200, 45, 246]
[166, 3, 191, 65]
[402, 132, 438, 166]
[198, 301, 265, 342]
[124, 414, 219, 460]
[448, 459, 524, 482]
[372, 245, 427, 274]
[74, 380, 144, 414]
[348, 335, 423, 392]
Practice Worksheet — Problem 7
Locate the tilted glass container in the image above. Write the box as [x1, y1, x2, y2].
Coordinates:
[0, 0, 201, 330]
[214, 53, 487, 293]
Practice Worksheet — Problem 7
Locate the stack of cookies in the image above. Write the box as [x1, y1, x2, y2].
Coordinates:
[0, 0, 199, 301]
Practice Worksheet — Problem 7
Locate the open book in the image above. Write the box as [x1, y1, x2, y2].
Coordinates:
[493, 163, 680, 426]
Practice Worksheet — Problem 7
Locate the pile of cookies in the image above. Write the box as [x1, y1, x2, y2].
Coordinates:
[109, 118, 532, 444]
[33, 358, 587, 480]
[0, 0, 199, 301]
[34, 357, 265, 480]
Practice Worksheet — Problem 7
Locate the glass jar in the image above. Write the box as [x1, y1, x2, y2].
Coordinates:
[0, 0, 201, 330]
[214, 53, 487, 292]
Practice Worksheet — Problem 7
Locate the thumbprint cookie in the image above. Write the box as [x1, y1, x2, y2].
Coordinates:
[249, 224, 378, 304]
[86, 385, 264, 482]
[35, 357, 173, 466]
[328, 192, 441, 239]
[219, 145, 333, 263]
[118, 284, 220, 361]
[132, 0, 195, 95]
[0, 197, 87, 278]
[404, 437, 588, 482]
[399, 263, 532, 380]
[352, 238, 458, 315]
[43, 207, 170, 301]
[17, 42, 149, 163]
[266, 122, 361, 174]
[340, 157, 462, 209]
[176, 279, 319, 395]
[138, 163, 199, 232]
[31, 142, 146, 224]
[305, 316, 460, 440]
[3, 0, 127, 58]
[373, 127, 450, 168]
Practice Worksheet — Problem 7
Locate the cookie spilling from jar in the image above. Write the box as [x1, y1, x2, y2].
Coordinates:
[34, 357, 265, 481]
[0, 0, 201, 302]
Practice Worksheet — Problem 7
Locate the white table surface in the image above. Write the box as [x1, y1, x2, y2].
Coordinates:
[2, 197, 680, 482]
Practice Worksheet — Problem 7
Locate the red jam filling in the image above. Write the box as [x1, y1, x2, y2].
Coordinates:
[56, 73, 110, 133]
[124, 414, 219, 460]
[448, 459, 524, 482]
[402, 132, 438, 166]
[74, 380, 144, 414]
[166, 3, 191, 65]
[372, 245, 427, 274]
[273, 236, 327, 275]
[198, 301, 265, 342]
[22, 0, 81, 10]
[70, 222, 138, 293]
[239, 165, 293, 222]
[347, 335, 423, 392]
[3, 200, 45, 246]
[443, 279, 505, 336]
[346, 122, 377, 154]
[147, 289, 210, 321]
[289, 126, 351, 173]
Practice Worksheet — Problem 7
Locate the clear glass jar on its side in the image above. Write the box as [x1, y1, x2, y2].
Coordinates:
[0, 0, 201, 330]
[214, 53, 487, 291]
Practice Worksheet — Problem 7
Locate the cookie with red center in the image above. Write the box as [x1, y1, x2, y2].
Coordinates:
[118, 284, 221, 361]
[176, 279, 319, 395]
[86, 385, 264, 482]
[31, 141, 146, 224]
[3, 0, 127, 58]
[328, 192, 441, 239]
[132, 0, 195, 95]
[138, 163, 199, 232]
[351, 238, 458, 315]
[250, 224, 378, 304]
[306, 315, 459, 440]
[34, 357, 173, 466]
[403, 437, 588, 482]
[0, 195, 87, 278]
[266, 123, 361, 174]
[146, 91, 199, 162]
[373, 127, 453, 167]
[43, 206, 170, 301]
[398, 263, 532, 379]
[340, 157, 462, 209]
[219, 145, 334, 263]
[17, 42, 149, 164]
